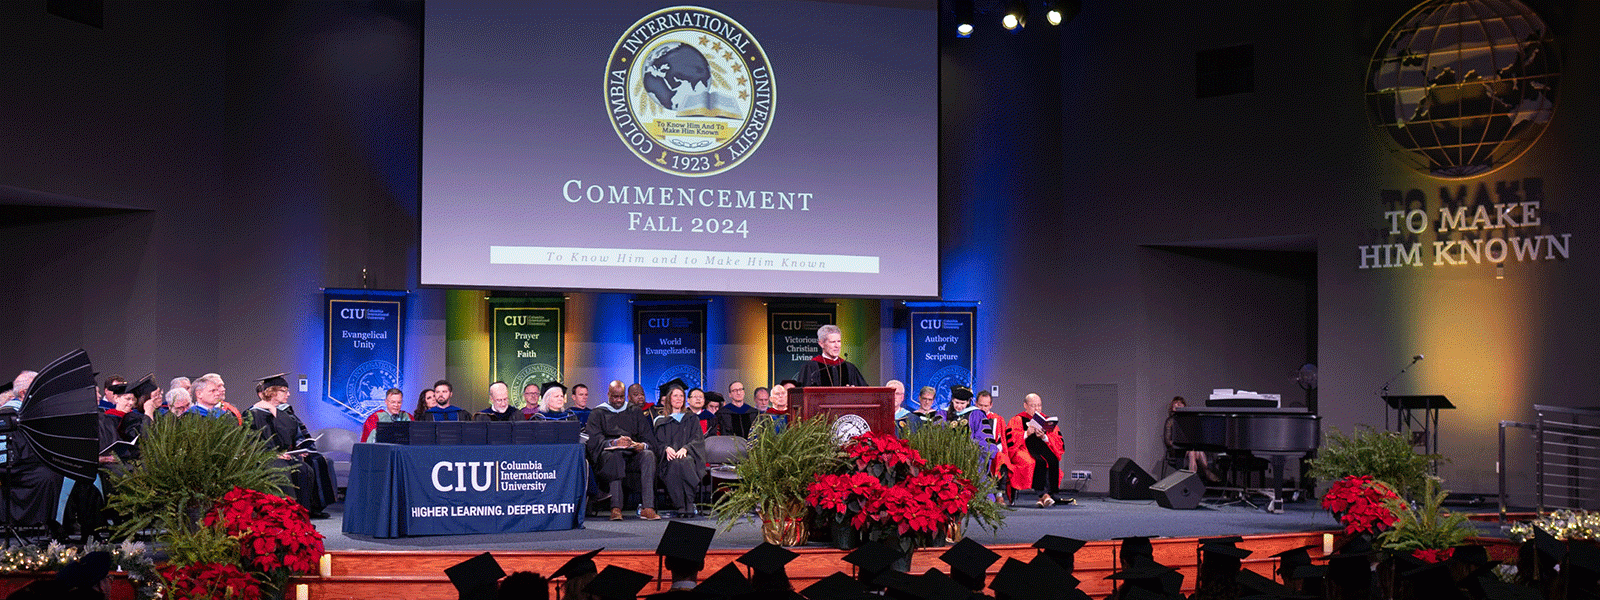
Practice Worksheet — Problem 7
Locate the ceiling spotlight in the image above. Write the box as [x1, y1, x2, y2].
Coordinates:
[955, 0, 974, 38]
[1002, 0, 1027, 30]
[1044, 0, 1080, 26]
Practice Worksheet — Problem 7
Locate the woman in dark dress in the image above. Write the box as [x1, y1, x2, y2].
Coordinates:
[652, 386, 705, 518]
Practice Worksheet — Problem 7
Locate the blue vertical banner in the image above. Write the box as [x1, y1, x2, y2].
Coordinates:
[906, 303, 977, 411]
[768, 304, 837, 387]
[635, 302, 708, 394]
[325, 289, 406, 424]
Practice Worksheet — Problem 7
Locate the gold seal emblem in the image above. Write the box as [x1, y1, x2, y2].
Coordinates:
[606, 6, 774, 177]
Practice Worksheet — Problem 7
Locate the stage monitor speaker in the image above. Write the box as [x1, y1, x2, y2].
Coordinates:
[1109, 457, 1155, 500]
[1150, 470, 1205, 510]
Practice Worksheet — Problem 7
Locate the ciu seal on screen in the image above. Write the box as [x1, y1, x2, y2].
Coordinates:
[606, 6, 775, 177]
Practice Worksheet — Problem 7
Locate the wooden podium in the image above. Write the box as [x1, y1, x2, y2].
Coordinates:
[792, 386, 896, 438]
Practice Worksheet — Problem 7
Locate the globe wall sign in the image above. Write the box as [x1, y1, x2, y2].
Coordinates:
[607, 6, 775, 178]
[1366, 0, 1560, 179]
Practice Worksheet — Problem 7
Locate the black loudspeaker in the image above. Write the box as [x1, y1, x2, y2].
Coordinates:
[1109, 457, 1155, 500]
[1151, 470, 1206, 510]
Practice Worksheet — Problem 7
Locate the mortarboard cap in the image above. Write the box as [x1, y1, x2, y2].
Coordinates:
[552, 548, 604, 579]
[1236, 569, 1295, 597]
[844, 541, 904, 581]
[444, 552, 506, 600]
[1200, 543, 1252, 561]
[914, 568, 977, 600]
[585, 565, 654, 600]
[498, 572, 550, 599]
[56, 551, 113, 590]
[106, 382, 129, 395]
[1028, 553, 1083, 589]
[737, 542, 798, 574]
[127, 374, 157, 398]
[1117, 536, 1154, 560]
[694, 563, 753, 599]
[950, 386, 973, 402]
[1532, 527, 1566, 562]
[1399, 561, 1467, 600]
[1034, 535, 1088, 572]
[1327, 535, 1375, 559]
[705, 391, 724, 405]
[800, 572, 875, 600]
[255, 373, 290, 393]
[939, 538, 1000, 590]
[0, 381, 13, 395]
[541, 380, 568, 397]
[778, 379, 800, 388]
[659, 378, 690, 398]
[658, 521, 716, 567]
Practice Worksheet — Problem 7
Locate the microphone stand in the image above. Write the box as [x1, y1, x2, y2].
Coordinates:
[1378, 356, 1422, 432]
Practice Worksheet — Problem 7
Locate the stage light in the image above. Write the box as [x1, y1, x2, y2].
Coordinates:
[1002, 0, 1026, 30]
[1044, 0, 1079, 26]
[954, 0, 974, 38]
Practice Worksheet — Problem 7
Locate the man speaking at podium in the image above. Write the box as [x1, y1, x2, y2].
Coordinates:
[795, 324, 867, 387]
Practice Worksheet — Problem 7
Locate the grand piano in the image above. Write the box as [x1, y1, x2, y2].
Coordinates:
[1168, 406, 1320, 512]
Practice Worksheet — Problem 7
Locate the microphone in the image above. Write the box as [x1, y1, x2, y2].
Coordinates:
[1413, 354, 1424, 361]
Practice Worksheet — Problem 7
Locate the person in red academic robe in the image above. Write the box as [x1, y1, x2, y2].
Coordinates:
[1005, 392, 1064, 507]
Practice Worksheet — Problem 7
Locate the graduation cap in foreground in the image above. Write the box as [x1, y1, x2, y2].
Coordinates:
[939, 537, 1000, 590]
[1271, 544, 1318, 580]
[1117, 536, 1155, 567]
[693, 563, 753, 599]
[254, 372, 290, 393]
[801, 572, 875, 600]
[585, 565, 653, 600]
[552, 548, 604, 580]
[844, 541, 904, 587]
[1398, 561, 1467, 600]
[1033, 535, 1088, 573]
[445, 552, 506, 600]
[658, 521, 716, 572]
[1198, 543, 1252, 573]
[737, 542, 798, 590]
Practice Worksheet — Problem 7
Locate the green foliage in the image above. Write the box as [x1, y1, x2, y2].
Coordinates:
[106, 413, 291, 549]
[1307, 425, 1438, 498]
[712, 415, 844, 531]
[904, 421, 1010, 534]
[1378, 477, 1477, 552]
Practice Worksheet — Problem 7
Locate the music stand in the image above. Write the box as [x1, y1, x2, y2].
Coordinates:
[1382, 395, 1453, 458]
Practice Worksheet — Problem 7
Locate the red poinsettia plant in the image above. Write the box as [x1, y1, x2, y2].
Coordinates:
[203, 487, 327, 593]
[1322, 475, 1404, 535]
[807, 432, 972, 547]
[158, 562, 263, 600]
[1410, 547, 1454, 563]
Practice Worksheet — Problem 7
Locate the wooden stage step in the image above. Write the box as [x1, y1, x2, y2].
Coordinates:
[290, 531, 1399, 600]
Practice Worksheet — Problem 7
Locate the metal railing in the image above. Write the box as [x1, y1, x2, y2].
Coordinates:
[1500, 404, 1600, 521]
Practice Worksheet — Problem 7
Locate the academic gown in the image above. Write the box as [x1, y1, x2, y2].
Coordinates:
[795, 357, 868, 387]
[531, 409, 576, 421]
[897, 410, 944, 437]
[1004, 411, 1064, 493]
[478, 406, 517, 421]
[426, 404, 467, 422]
[247, 407, 335, 513]
[716, 403, 759, 438]
[582, 406, 657, 508]
[696, 409, 719, 436]
[652, 413, 705, 512]
[361, 410, 411, 443]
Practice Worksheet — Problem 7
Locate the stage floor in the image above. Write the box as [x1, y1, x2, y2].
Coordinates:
[321, 492, 1349, 552]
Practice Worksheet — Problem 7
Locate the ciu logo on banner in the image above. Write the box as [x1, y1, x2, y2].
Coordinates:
[607, 6, 775, 177]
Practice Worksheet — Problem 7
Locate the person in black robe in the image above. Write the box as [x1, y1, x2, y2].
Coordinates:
[794, 324, 867, 387]
[652, 386, 705, 518]
[530, 381, 576, 421]
[583, 381, 659, 521]
[246, 374, 335, 518]
[716, 383, 760, 438]
[478, 381, 517, 421]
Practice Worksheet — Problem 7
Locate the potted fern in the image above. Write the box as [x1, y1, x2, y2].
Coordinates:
[711, 414, 843, 546]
